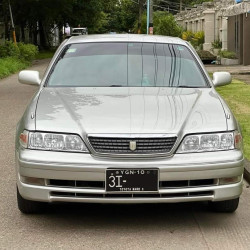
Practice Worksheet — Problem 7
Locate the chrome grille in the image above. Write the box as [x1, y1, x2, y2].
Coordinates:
[88, 136, 177, 154]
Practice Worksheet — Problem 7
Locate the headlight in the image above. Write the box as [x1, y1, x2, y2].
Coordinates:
[177, 131, 242, 153]
[20, 131, 89, 153]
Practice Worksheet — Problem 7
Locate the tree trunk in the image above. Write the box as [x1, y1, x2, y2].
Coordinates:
[138, 0, 144, 34]
[21, 23, 25, 42]
[38, 20, 47, 49]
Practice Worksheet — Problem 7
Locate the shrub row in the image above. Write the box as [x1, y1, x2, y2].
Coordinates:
[182, 31, 205, 49]
[219, 50, 238, 59]
[0, 41, 38, 62]
[0, 57, 29, 79]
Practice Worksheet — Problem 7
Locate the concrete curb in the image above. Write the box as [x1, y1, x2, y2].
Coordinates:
[231, 72, 250, 76]
[244, 160, 250, 184]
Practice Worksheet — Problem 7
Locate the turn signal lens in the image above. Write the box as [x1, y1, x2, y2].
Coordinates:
[234, 132, 243, 150]
[20, 176, 45, 186]
[219, 176, 242, 185]
[19, 130, 29, 148]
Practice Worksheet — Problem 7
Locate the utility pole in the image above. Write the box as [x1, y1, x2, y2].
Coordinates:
[147, 0, 153, 35]
[149, 0, 153, 35]
[138, 0, 144, 34]
[8, 0, 16, 44]
[147, 0, 149, 35]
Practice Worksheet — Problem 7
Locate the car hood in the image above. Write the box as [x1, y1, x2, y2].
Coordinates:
[35, 87, 227, 136]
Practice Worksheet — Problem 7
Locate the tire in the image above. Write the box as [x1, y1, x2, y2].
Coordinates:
[17, 187, 46, 214]
[209, 198, 239, 213]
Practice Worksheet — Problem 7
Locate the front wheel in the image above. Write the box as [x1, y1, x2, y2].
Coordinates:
[17, 187, 47, 214]
[209, 198, 239, 213]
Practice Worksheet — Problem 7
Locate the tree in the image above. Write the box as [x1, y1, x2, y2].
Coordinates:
[134, 11, 182, 37]
[154, 12, 182, 37]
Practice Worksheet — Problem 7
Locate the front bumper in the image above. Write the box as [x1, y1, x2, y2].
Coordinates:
[16, 149, 244, 204]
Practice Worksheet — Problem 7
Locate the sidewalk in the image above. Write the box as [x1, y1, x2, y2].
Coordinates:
[205, 65, 250, 75]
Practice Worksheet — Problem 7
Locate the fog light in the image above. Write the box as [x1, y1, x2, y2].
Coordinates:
[21, 176, 45, 186]
[219, 176, 242, 185]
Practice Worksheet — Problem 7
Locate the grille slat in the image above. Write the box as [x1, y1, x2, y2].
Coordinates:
[51, 191, 214, 199]
[48, 179, 217, 189]
[88, 136, 177, 154]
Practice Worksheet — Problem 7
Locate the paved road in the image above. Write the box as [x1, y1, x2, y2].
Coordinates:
[1, 60, 250, 250]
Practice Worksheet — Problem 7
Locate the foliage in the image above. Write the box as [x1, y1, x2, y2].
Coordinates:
[154, 12, 182, 37]
[1, 0, 213, 48]
[212, 40, 222, 49]
[107, 0, 138, 33]
[134, 11, 182, 37]
[0, 57, 29, 79]
[0, 42, 38, 62]
[35, 50, 55, 60]
[193, 31, 205, 48]
[18, 43, 39, 61]
[220, 50, 238, 59]
[182, 31, 204, 49]
[182, 31, 194, 42]
[217, 79, 250, 159]
[0, 41, 20, 58]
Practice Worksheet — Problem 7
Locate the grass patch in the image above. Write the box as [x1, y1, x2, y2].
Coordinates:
[0, 57, 29, 79]
[36, 50, 55, 60]
[217, 79, 250, 159]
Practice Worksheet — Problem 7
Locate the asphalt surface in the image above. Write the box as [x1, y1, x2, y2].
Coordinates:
[1, 59, 250, 249]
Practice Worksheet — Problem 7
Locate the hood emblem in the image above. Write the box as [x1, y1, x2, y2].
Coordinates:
[129, 141, 137, 151]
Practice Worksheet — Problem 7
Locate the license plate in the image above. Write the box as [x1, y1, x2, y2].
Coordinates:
[106, 169, 159, 193]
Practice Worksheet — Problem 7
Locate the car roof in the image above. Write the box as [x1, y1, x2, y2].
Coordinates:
[66, 34, 187, 45]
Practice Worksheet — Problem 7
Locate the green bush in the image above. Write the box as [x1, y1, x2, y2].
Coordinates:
[18, 43, 38, 61]
[182, 31, 204, 49]
[212, 39, 222, 49]
[0, 57, 29, 79]
[133, 11, 182, 37]
[0, 42, 38, 79]
[154, 12, 182, 37]
[220, 50, 238, 59]
[0, 41, 20, 58]
[0, 42, 38, 62]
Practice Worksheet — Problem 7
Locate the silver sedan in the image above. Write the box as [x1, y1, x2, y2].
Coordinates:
[16, 34, 244, 213]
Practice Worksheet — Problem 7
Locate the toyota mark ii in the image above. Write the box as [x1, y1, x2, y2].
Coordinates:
[16, 34, 244, 213]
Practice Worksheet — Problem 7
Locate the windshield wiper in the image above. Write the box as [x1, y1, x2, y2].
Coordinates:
[176, 85, 200, 88]
[109, 85, 124, 87]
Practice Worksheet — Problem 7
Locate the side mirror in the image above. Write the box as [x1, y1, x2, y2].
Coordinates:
[18, 70, 41, 86]
[213, 72, 232, 87]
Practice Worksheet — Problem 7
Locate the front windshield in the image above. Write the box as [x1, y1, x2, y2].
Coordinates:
[47, 42, 208, 88]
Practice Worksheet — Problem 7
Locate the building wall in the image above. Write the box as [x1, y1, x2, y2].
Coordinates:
[227, 16, 236, 53]
[243, 15, 250, 65]
[175, 0, 250, 65]
[203, 10, 216, 51]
